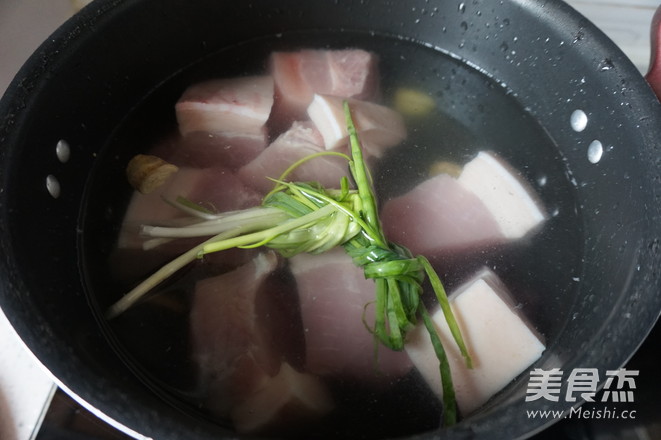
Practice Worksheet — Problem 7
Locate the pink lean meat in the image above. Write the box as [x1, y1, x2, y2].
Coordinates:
[381, 151, 546, 257]
[173, 131, 268, 170]
[238, 121, 349, 193]
[269, 49, 379, 124]
[148, 131, 267, 171]
[289, 248, 413, 383]
[380, 173, 502, 257]
[190, 252, 288, 415]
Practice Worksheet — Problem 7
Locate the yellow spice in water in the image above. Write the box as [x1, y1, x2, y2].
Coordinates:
[393, 87, 436, 116]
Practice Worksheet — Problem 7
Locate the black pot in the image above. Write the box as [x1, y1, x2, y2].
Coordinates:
[1, 1, 660, 439]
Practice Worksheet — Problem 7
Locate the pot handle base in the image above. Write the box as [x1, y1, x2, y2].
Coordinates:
[645, 5, 661, 100]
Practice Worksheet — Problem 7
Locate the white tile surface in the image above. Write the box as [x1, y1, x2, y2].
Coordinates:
[565, 0, 657, 73]
[0, 1, 658, 439]
[0, 310, 55, 440]
[0, 0, 74, 94]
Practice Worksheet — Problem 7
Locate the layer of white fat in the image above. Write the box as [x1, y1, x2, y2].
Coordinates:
[184, 100, 268, 123]
[457, 151, 546, 239]
[405, 268, 545, 415]
[306, 94, 346, 149]
[253, 251, 278, 279]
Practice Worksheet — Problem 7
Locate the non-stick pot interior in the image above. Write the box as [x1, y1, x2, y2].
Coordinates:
[0, 1, 660, 439]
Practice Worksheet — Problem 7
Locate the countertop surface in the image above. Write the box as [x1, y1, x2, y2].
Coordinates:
[0, 1, 659, 439]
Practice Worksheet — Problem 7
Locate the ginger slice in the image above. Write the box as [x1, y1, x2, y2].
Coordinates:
[126, 154, 178, 194]
[393, 87, 436, 116]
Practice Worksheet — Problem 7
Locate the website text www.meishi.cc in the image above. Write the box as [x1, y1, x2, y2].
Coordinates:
[527, 406, 637, 420]
[524, 367, 639, 420]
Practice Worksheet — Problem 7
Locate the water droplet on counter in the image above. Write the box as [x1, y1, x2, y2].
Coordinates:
[587, 140, 603, 164]
[598, 58, 614, 71]
[570, 109, 587, 132]
[46, 175, 61, 199]
[460, 21, 468, 31]
[572, 30, 584, 44]
[458, 2, 466, 13]
[649, 239, 659, 254]
[56, 139, 70, 163]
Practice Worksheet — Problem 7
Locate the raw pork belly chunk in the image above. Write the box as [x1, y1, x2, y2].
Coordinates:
[175, 75, 274, 169]
[176, 75, 274, 136]
[290, 248, 413, 383]
[190, 252, 331, 432]
[381, 151, 546, 257]
[405, 268, 546, 415]
[307, 94, 406, 154]
[238, 121, 349, 193]
[269, 49, 379, 122]
[191, 251, 281, 416]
